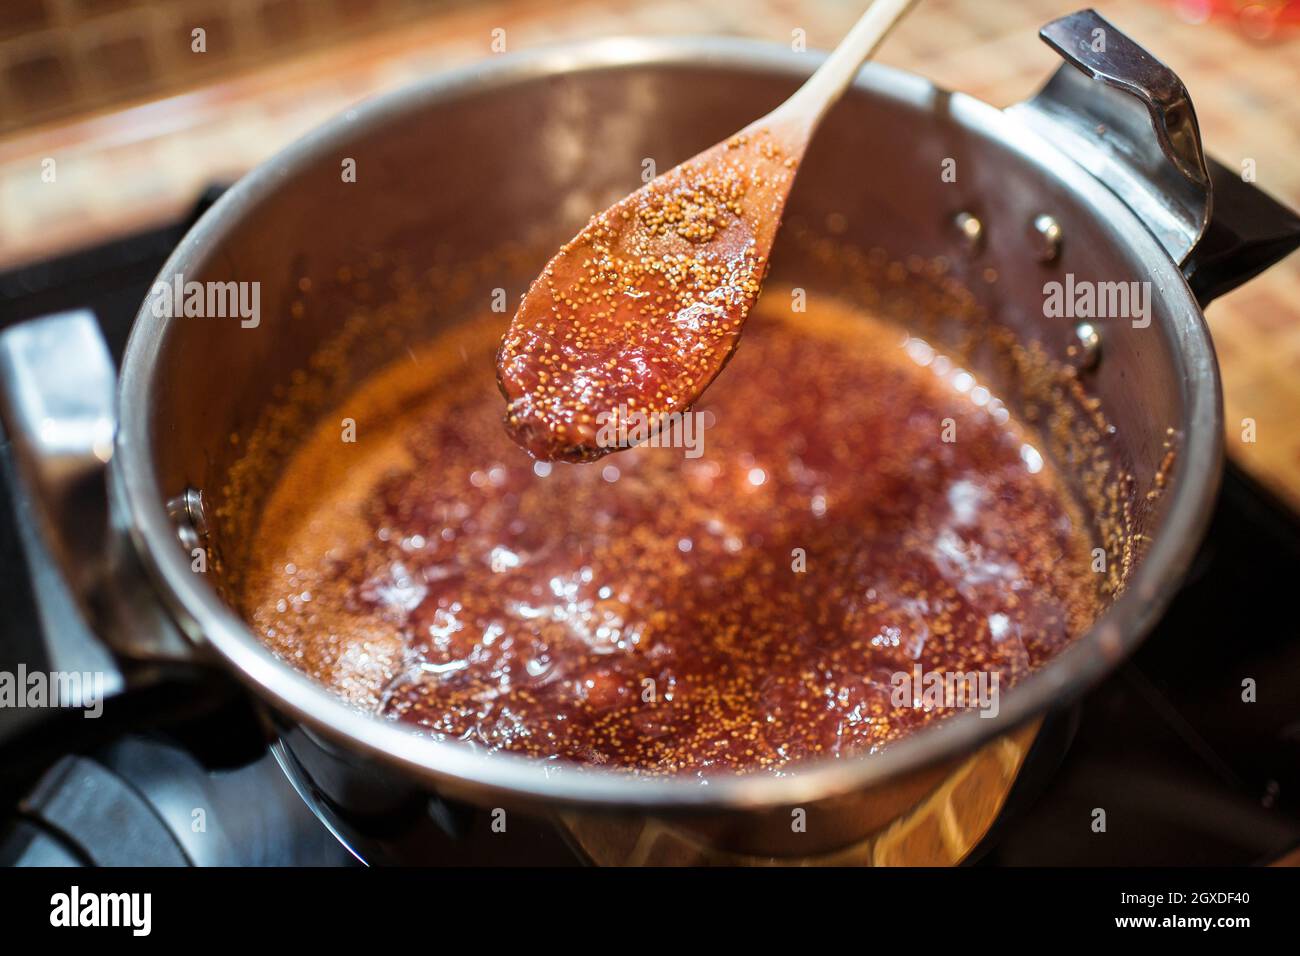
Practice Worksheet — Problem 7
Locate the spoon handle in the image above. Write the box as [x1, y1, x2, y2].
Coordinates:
[773, 0, 918, 135]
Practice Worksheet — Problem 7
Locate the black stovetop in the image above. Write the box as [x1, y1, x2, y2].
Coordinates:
[1, 191, 1298, 866]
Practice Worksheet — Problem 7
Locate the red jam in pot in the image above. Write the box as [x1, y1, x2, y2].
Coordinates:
[243, 290, 1101, 776]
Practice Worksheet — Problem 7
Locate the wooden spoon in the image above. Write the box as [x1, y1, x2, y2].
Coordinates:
[497, 0, 918, 462]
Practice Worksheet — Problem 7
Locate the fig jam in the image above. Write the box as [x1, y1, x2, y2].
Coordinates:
[496, 129, 797, 462]
[243, 290, 1101, 776]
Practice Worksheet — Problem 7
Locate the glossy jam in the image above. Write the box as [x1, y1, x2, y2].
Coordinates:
[244, 291, 1101, 776]
[497, 129, 798, 462]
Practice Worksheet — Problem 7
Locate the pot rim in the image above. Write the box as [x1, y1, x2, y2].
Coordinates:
[114, 35, 1223, 810]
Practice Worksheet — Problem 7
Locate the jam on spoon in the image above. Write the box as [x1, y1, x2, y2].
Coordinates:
[497, 0, 918, 461]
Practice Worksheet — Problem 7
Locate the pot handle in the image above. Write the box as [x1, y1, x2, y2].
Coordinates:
[0, 311, 220, 763]
[1009, 8, 1300, 304]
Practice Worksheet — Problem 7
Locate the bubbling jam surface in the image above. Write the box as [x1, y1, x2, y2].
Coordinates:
[243, 290, 1101, 776]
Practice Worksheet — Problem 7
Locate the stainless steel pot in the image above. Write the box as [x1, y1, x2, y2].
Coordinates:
[3, 10, 1299, 864]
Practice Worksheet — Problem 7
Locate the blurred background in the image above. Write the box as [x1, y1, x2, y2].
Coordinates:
[1, 0, 1299, 509]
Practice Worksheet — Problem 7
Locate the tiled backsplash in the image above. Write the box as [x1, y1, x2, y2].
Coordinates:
[0, 0, 450, 135]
